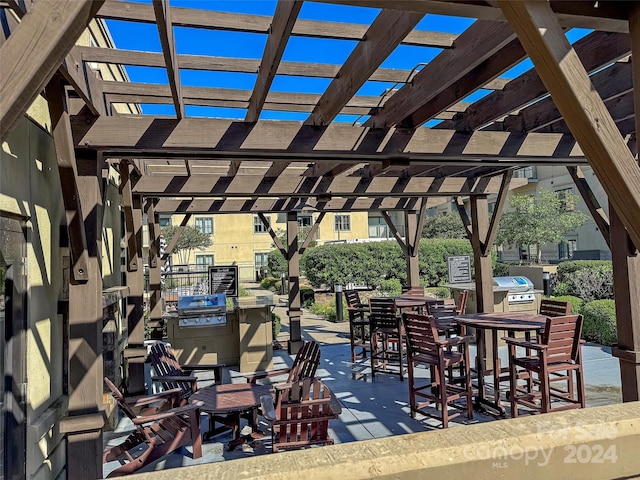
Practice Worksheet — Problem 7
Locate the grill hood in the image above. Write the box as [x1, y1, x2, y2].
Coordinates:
[492, 276, 534, 292]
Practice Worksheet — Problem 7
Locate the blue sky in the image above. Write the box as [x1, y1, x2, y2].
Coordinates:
[105, 1, 591, 124]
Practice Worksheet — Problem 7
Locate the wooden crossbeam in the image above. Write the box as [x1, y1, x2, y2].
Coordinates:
[245, 0, 301, 122]
[154, 197, 425, 214]
[299, 212, 325, 253]
[381, 211, 407, 255]
[97, 0, 457, 48]
[258, 212, 285, 255]
[483, 169, 512, 255]
[305, 9, 423, 126]
[47, 77, 90, 282]
[364, 20, 517, 128]
[503, 60, 633, 133]
[499, 0, 640, 250]
[446, 31, 631, 131]
[321, 0, 631, 33]
[152, 0, 184, 118]
[400, 37, 527, 128]
[130, 173, 524, 198]
[567, 166, 611, 249]
[120, 161, 140, 271]
[161, 213, 191, 261]
[76, 116, 588, 165]
[0, 0, 104, 139]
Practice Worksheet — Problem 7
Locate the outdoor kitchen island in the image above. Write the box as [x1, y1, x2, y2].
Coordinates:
[164, 294, 275, 373]
[448, 276, 542, 315]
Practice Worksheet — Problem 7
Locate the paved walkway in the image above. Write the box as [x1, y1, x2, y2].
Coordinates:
[103, 288, 622, 476]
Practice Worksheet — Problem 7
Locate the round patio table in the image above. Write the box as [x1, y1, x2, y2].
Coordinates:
[454, 312, 547, 416]
[191, 383, 271, 450]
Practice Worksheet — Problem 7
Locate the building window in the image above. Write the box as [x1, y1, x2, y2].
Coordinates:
[556, 187, 575, 211]
[255, 252, 269, 280]
[335, 214, 351, 232]
[254, 215, 270, 233]
[195, 255, 214, 267]
[159, 216, 171, 227]
[368, 216, 388, 239]
[558, 238, 577, 260]
[195, 217, 213, 234]
[297, 215, 312, 227]
[513, 166, 537, 180]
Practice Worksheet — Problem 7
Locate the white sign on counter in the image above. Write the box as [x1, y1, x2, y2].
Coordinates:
[448, 255, 472, 284]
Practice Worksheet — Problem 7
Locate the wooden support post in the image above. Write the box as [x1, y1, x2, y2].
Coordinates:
[404, 210, 421, 288]
[499, 0, 640, 251]
[286, 211, 303, 354]
[146, 198, 163, 340]
[120, 162, 146, 394]
[471, 196, 494, 313]
[610, 206, 640, 402]
[59, 150, 104, 480]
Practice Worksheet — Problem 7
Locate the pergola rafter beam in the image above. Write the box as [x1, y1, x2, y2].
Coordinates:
[0, 0, 104, 139]
[152, 0, 184, 118]
[245, 0, 301, 122]
[305, 9, 423, 126]
[365, 20, 518, 128]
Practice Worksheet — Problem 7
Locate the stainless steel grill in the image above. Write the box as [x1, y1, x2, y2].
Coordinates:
[492, 276, 536, 305]
[177, 294, 227, 328]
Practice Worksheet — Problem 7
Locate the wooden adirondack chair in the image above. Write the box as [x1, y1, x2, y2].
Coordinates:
[244, 340, 320, 385]
[102, 377, 203, 477]
[260, 377, 341, 453]
[148, 342, 224, 404]
[539, 298, 572, 317]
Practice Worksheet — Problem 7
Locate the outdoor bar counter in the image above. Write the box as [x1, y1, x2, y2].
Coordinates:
[164, 296, 274, 373]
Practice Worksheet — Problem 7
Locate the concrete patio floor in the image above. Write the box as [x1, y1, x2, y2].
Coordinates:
[103, 297, 622, 477]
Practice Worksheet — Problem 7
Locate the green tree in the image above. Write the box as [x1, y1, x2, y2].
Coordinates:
[497, 189, 588, 264]
[422, 212, 466, 239]
[161, 225, 213, 265]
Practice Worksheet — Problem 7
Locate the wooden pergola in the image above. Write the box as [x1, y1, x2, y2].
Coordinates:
[1, 1, 639, 478]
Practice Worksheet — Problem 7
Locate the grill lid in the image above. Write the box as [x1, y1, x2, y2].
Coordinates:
[492, 276, 534, 292]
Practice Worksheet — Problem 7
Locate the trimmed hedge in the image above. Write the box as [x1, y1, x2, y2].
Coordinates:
[581, 299, 617, 346]
[301, 238, 474, 289]
[300, 286, 315, 307]
[549, 295, 584, 314]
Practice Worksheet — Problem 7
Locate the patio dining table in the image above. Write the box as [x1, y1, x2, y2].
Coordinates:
[454, 312, 547, 416]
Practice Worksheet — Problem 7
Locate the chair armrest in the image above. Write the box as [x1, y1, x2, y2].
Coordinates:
[329, 392, 342, 416]
[181, 363, 225, 371]
[151, 375, 198, 383]
[132, 402, 203, 425]
[260, 394, 276, 422]
[438, 335, 473, 346]
[503, 337, 547, 351]
[124, 388, 182, 407]
[244, 368, 291, 384]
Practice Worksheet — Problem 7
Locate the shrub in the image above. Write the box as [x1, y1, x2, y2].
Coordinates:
[378, 278, 402, 297]
[300, 286, 315, 308]
[272, 312, 281, 338]
[308, 298, 348, 323]
[549, 295, 584, 314]
[302, 238, 474, 289]
[493, 262, 510, 277]
[581, 299, 617, 346]
[426, 286, 451, 299]
[267, 250, 287, 278]
[551, 260, 613, 302]
[260, 276, 279, 290]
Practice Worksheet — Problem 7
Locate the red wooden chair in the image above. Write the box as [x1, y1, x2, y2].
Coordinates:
[369, 298, 406, 380]
[403, 313, 474, 428]
[505, 314, 585, 417]
[148, 342, 224, 405]
[344, 289, 370, 362]
[260, 377, 341, 453]
[103, 377, 203, 477]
